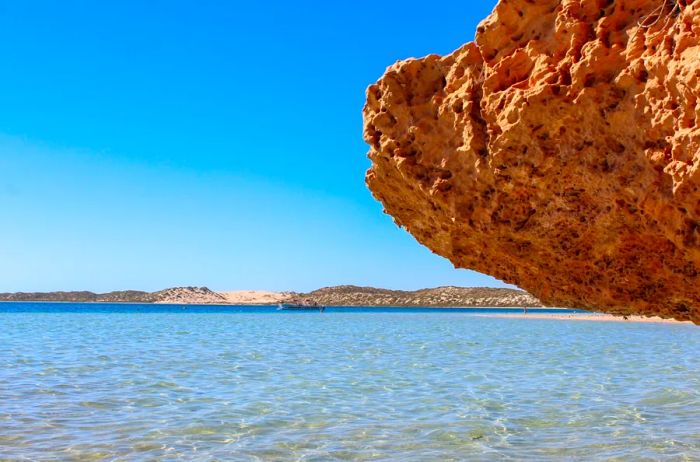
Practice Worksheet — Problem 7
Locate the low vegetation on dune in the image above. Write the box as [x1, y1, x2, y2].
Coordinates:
[0, 285, 541, 307]
[300, 285, 540, 307]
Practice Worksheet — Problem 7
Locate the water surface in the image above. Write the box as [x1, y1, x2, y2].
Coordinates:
[1, 303, 698, 460]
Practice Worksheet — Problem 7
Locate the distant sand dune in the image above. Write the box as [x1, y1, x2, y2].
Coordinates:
[219, 290, 292, 305]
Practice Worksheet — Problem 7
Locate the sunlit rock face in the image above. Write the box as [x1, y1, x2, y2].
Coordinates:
[363, 0, 700, 323]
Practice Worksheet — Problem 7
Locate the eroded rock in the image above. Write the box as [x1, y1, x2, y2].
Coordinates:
[363, 0, 700, 323]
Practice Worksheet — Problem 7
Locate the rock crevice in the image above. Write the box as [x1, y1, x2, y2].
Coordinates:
[364, 0, 700, 323]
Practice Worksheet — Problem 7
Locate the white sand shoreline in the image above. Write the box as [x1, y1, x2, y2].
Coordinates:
[470, 313, 693, 325]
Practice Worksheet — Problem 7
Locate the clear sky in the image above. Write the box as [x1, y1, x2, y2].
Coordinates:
[0, 0, 507, 293]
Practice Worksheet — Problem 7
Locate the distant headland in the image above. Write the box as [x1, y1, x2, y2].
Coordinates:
[0, 285, 541, 308]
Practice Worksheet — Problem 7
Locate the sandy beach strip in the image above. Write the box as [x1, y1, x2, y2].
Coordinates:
[219, 290, 290, 305]
[471, 312, 693, 325]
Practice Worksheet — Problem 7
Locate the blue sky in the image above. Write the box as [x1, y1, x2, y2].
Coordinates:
[0, 0, 507, 293]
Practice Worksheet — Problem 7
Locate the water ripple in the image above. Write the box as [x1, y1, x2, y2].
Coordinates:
[0, 307, 698, 460]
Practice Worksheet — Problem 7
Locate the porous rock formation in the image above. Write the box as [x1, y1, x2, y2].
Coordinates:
[363, 0, 700, 323]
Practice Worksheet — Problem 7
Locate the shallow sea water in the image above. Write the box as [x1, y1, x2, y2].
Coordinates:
[1, 304, 699, 461]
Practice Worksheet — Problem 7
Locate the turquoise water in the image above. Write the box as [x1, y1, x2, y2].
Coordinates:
[1, 304, 698, 461]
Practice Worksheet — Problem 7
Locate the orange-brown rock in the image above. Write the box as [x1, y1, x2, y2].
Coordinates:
[363, 0, 700, 323]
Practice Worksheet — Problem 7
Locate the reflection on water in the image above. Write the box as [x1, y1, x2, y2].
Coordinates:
[1, 304, 699, 460]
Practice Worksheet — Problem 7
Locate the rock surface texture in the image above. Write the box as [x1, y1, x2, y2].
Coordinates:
[363, 0, 700, 323]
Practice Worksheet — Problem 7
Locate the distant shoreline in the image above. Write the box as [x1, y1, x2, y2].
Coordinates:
[471, 313, 693, 325]
[0, 300, 553, 309]
[0, 285, 543, 308]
